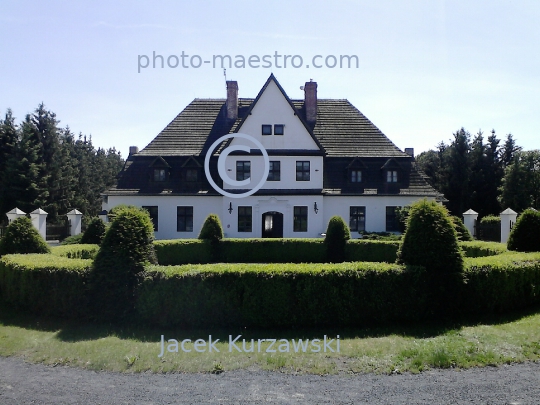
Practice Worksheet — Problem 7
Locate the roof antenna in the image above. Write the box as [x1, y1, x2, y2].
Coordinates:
[223, 68, 227, 87]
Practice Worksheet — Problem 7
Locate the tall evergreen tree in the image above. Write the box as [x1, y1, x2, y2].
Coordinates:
[0, 110, 19, 219]
[499, 150, 540, 212]
[4, 114, 49, 213]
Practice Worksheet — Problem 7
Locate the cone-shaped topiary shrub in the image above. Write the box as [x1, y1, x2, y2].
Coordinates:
[89, 206, 156, 320]
[324, 215, 351, 262]
[0, 216, 50, 255]
[450, 215, 473, 242]
[198, 214, 224, 242]
[507, 208, 540, 252]
[397, 199, 463, 274]
[80, 217, 106, 245]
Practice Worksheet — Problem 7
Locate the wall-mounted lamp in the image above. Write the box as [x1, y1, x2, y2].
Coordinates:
[314, 202, 319, 214]
[228, 202, 233, 214]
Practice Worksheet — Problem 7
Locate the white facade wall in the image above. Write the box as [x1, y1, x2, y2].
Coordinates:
[105, 194, 435, 240]
[324, 195, 437, 237]
[105, 195, 222, 240]
[224, 155, 323, 191]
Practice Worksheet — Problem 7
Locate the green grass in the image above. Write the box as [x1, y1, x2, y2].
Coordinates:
[1, 300, 540, 375]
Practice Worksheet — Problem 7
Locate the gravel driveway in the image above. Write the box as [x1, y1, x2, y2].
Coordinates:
[1, 356, 539, 404]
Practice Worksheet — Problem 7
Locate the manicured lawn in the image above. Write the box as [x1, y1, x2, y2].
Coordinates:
[1, 301, 539, 374]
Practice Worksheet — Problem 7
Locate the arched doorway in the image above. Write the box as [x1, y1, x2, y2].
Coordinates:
[261, 211, 283, 238]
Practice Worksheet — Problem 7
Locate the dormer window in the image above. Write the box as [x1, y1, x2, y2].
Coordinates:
[350, 170, 362, 183]
[154, 169, 166, 182]
[185, 168, 198, 182]
[387, 170, 398, 183]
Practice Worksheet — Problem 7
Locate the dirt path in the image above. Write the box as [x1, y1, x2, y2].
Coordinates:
[1, 356, 539, 404]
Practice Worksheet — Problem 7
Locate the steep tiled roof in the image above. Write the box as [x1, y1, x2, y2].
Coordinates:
[138, 98, 407, 158]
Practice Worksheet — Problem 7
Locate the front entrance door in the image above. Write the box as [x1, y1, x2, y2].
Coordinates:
[261, 211, 283, 238]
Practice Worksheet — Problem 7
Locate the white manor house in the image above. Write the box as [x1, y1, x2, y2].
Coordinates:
[102, 74, 442, 239]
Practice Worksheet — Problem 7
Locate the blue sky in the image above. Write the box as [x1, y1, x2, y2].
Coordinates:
[1, 0, 538, 158]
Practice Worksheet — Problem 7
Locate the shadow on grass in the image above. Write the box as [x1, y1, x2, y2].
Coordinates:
[2, 299, 540, 345]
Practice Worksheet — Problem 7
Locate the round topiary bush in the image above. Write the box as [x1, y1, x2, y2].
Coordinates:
[507, 208, 540, 252]
[0, 216, 50, 255]
[198, 214, 224, 241]
[80, 217, 106, 245]
[324, 215, 351, 262]
[397, 199, 463, 274]
[450, 215, 473, 242]
[89, 206, 156, 320]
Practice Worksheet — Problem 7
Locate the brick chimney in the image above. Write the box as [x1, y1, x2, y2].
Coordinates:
[304, 80, 317, 124]
[226, 80, 238, 120]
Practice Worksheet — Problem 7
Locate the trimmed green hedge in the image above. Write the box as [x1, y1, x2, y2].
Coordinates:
[220, 239, 326, 263]
[462, 252, 540, 314]
[153, 239, 507, 265]
[51, 244, 100, 260]
[137, 262, 428, 328]
[460, 241, 507, 257]
[3, 247, 540, 327]
[0, 254, 92, 318]
[346, 240, 399, 263]
[154, 238, 399, 265]
[153, 239, 214, 265]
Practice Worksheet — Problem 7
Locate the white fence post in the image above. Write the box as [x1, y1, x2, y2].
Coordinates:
[30, 208, 48, 240]
[6, 207, 27, 223]
[462, 209, 478, 239]
[500, 208, 518, 244]
[66, 209, 83, 236]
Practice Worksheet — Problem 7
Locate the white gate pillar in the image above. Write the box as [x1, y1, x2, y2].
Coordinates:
[66, 209, 83, 236]
[30, 208, 48, 240]
[500, 208, 518, 244]
[462, 209, 478, 239]
[6, 207, 27, 223]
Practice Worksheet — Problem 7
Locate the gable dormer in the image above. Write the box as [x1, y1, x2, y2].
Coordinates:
[180, 156, 202, 183]
[381, 158, 403, 183]
[231, 74, 325, 153]
[149, 156, 170, 182]
[347, 157, 368, 183]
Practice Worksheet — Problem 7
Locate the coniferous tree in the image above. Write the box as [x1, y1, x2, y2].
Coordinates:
[0, 110, 19, 220]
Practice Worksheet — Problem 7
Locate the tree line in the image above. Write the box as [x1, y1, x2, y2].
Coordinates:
[0, 104, 124, 223]
[416, 128, 539, 218]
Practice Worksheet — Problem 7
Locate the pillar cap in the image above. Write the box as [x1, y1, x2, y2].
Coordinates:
[67, 209, 83, 215]
[463, 209, 478, 215]
[6, 207, 26, 215]
[30, 208, 48, 215]
[500, 208, 517, 215]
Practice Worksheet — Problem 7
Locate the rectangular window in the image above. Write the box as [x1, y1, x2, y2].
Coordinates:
[387, 170, 398, 182]
[293, 206, 308, 232]
[185, 168, 198, 182]
[386, 206, 399, 232]
[177, 206, 193, 232]
[238, 206, 252, 232]
[349, 206, 366, 232]
[274, 124, 284, 135]
[154, 169, 166, 182]
[236, 161, 251, 181]
[142, 206, 158, 231]
[267, 161, 281, 181]
[351, 170, 362, 183]
[296, 161, 310, 181]
[262, 124, 272, 135]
